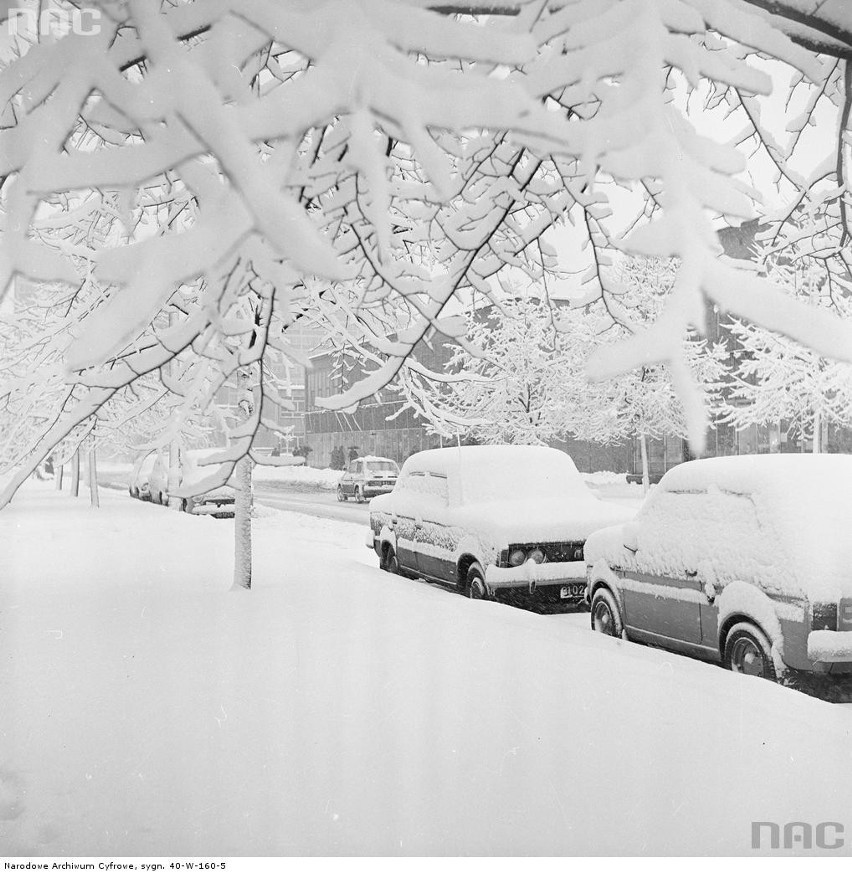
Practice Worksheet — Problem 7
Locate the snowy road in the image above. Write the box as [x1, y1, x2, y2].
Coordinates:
[253, 484, 371, 523]
[251, 480, 645, 523]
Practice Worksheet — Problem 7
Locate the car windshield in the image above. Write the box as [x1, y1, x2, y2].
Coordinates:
[365, 461, 398, 473]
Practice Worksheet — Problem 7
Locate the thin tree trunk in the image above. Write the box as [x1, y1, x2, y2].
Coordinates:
[640, 432, 650, 495]
[167, 439, 182, 510]
[70, 450, 80, 497]
[232, 455, 253, 590]
[88, 447, 100, 508]
[812, 409, 821, 454]
[55, 465, 64, 490]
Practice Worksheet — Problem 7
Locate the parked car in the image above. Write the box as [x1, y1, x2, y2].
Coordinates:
[131, 447, 236, 517]
[584, 454, 852, 681]
[368, 445, 635, 603]
[338, 456, 400, 503]
[128, 451, 160, 500]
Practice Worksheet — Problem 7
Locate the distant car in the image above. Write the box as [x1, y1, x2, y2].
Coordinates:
[134, 447, 236, 516]
[585, 454, 852, 682]
[338, 456, 400, 503]
[128, 451, 160, 500]
[368, 445, 635, 603]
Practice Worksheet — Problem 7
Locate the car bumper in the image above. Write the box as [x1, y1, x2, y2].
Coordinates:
[807, 630, 852, 665]
[186, 495, 236, 517]
[485, 561, 586, 597]
[363, 485, 396, 496]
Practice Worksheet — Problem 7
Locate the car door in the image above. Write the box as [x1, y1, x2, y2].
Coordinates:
[391, 471, 422, 573]
[412, 474, 453, 582]
[619, 491, 705, 652]
[618, 569, 705, 650]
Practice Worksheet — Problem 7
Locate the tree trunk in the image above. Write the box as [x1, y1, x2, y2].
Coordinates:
[640, 432, 650, 495]
[167, 439, 182, 509]
[232, 455, 253, 591]
[812, 409, 821, 454]
[55, 465, 64, 490]
[88, 447, 100, 508]
[70, 450, 80, 497]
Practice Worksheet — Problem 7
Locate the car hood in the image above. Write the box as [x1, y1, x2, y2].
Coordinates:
[453, 497, 636, 543]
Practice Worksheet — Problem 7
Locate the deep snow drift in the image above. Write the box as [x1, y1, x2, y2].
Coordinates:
[2, 481, 852, 856]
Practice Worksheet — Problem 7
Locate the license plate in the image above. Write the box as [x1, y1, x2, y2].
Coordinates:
[560, 584, 584, 599]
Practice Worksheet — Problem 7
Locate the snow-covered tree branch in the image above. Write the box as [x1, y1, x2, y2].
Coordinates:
[0, 0, 850, 507]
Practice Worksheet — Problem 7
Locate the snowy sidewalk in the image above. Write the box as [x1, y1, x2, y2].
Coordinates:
[2, 482, 852, 855]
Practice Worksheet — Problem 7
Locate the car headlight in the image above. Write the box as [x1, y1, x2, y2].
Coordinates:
[509, 548, 526, 567]
[528, 547, 545, 564]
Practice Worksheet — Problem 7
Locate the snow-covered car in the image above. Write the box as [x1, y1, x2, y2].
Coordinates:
[338, 456, 400, 502]
[585, 454, 852, 681]
[146, 448, 236, 516]
[368, 445, 635, 602]
[128, 451, 160, 500]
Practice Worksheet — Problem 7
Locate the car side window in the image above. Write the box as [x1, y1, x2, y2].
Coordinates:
[637, 487, 779, 587]
[402, 472, 448, 505]
[397, 471, 423, 491]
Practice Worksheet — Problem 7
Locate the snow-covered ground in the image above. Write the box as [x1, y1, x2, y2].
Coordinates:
[3, 481, 852, 856]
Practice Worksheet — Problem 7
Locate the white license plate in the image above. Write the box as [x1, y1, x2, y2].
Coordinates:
[560, 585, 584, 599]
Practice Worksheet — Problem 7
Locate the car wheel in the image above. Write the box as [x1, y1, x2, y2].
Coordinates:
[724, 622, 777, 681]
[465, 562, 487, 599]
[383, 546, 400, 574]
[355, 487, 363, 503]
[590, 587, 624, 638]
[337, 486, 346, 502]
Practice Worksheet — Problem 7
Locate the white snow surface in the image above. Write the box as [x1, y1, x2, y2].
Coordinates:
[586, 454, 852, 602]
[373, 445, 635, 544]
[252, 464, 342, 490]
[4, 481, 852, 855]
[398, 444, 592, 504]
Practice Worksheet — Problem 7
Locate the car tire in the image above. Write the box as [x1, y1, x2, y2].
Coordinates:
[590, 587, 624, 638]
[465, 562, 487, 599]
[355, 487, 363, 503]
[337, 486, 346, 502]
[384, 546, 400, 575]
[723, 622, 777, 682]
